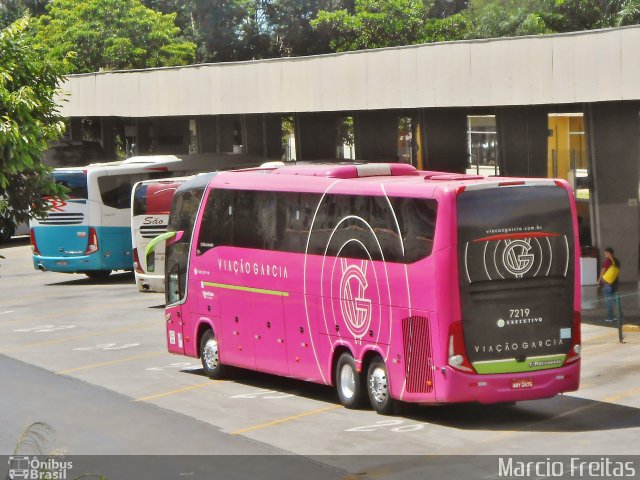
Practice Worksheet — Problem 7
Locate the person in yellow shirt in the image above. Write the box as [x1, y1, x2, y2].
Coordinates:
[597, 247, 620, 322]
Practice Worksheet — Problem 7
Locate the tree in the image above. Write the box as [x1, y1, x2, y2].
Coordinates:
[312, 0, 434, 52]
[34, 0, 196, 73]
[1, 0, 49, 28]
[617, 0, 640, 25]
[264, 0, 348, 57]
[190, 0, 273, 63]
[423, 12, 469, 41]
[0, 17, 68, 236]
[462, 0, 550, 39]
[141, 0, 196, 38]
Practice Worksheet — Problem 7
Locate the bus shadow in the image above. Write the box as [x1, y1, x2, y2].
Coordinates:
[181, 367, 337, 403]
[397, 395, 640, 433]
[45, 272, 135, 286]
[0, 236, 29, 250]
[181, 367, 640, 433]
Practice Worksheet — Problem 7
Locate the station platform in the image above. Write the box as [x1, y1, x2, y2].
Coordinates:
[581, 282, 640, 334]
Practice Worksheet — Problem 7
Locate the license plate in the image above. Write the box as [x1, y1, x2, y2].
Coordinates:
[512, 378, 534, 389]
[55, 261, 68, 266]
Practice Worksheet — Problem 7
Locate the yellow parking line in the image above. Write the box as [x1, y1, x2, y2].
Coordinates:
[0, 321, 158, 353]
[230, 405, 340, 435]
[135, 380, 221, 402]
[603, 387, 640, 404]
[0, 292, 64, 306]
[56, 351, 164, 375]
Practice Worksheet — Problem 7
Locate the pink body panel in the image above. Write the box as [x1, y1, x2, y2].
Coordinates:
[165, 167, 581, 405]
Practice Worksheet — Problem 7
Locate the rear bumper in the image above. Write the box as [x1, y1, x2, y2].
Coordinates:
[134, 273, 165, 293]
[33, 254, 102, 273]
[398, 361, 580, 404]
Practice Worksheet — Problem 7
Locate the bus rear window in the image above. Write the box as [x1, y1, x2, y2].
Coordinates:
[53, 171, 87, 199]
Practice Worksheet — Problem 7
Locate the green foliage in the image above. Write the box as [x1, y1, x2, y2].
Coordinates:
[190, 0, 270, 62]
[423, 12, 470, 41]
[0, 17, 68, 230]
[463, 0, 550, 38]
[142, 0, 196, 38]
[264, 0, 349, 57]
[617, 0, 640, 25]
[34, 0, 196, 72]
[0, 0, 49, 28]
[313, 0, 434, 51]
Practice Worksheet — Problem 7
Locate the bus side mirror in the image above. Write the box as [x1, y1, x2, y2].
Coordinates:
[167, 230, 184, 245]
[145, 230, 179, 273]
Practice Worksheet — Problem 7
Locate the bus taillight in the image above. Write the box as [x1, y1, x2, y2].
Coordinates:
[30, 228, 41, 255]
[564, 311, 582, 365]
[133, 248, 144, 274]
[85, 227, 99, 255]
[448, 321, 475, 373]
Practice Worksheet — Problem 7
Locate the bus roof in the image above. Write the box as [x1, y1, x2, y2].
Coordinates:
[212, 163, 561, 197]
[176, 172, 218, 194]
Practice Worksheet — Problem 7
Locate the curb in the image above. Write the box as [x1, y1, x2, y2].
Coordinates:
[622, 324, 640, 333]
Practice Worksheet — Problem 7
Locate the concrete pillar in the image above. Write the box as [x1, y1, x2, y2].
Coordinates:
[69, 117, 83, 141]
[197, 116, 218, 153]
[354, 111, 398, 161]
[218, 116, 239, 153]
[588, 101, 640, 282]
[135, 118, 153, 154]
[297, 112, 338, 161]
[100, 117, 116, 159]
[497, 106, 549, 177]
[421, 108, 468, 173]
[264, 114, 283, 160]
[244, 114, 264, 156]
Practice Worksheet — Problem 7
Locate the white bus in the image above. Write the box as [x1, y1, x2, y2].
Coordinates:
[131, 177, 191, 292]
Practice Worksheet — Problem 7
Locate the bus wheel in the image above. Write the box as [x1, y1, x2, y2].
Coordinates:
[0, 223, 14, 242]
[367, 357, 395, 415]
[85, 270, 111, 279]
[335, 352, 364, 409]
[200, 330, 225, 379]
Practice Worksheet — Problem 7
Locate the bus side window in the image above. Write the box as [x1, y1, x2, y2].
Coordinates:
[370, 195, 403, 262]
[234, 190, 276, 250]
[98, 175, 134, 209]
[331, 195, 372, 260]
[197, 189, 232, 255]
[391, 198, 437, 263]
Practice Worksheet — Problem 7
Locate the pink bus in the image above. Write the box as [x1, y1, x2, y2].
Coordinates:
[159, 163, 581, 414]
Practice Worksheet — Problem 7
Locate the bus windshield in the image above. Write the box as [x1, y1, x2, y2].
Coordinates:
[165, 186, 206, 305]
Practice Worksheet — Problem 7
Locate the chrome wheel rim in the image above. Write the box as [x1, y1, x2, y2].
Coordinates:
[203, 337, 219, 371]
[369, 366, 388, 404]
[340, 363, 356, 399]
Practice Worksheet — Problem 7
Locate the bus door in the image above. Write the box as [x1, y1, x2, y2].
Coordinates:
[251, 293, 287, 376]
[165, 230, 188, 354]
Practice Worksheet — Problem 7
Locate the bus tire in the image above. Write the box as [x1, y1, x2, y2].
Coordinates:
[85, 270, 111, 279]
[366, 357, 395, 415]
[200, 330, 225, 379]
[335, 352, 365, 409]
[0, 223, 14, 242]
